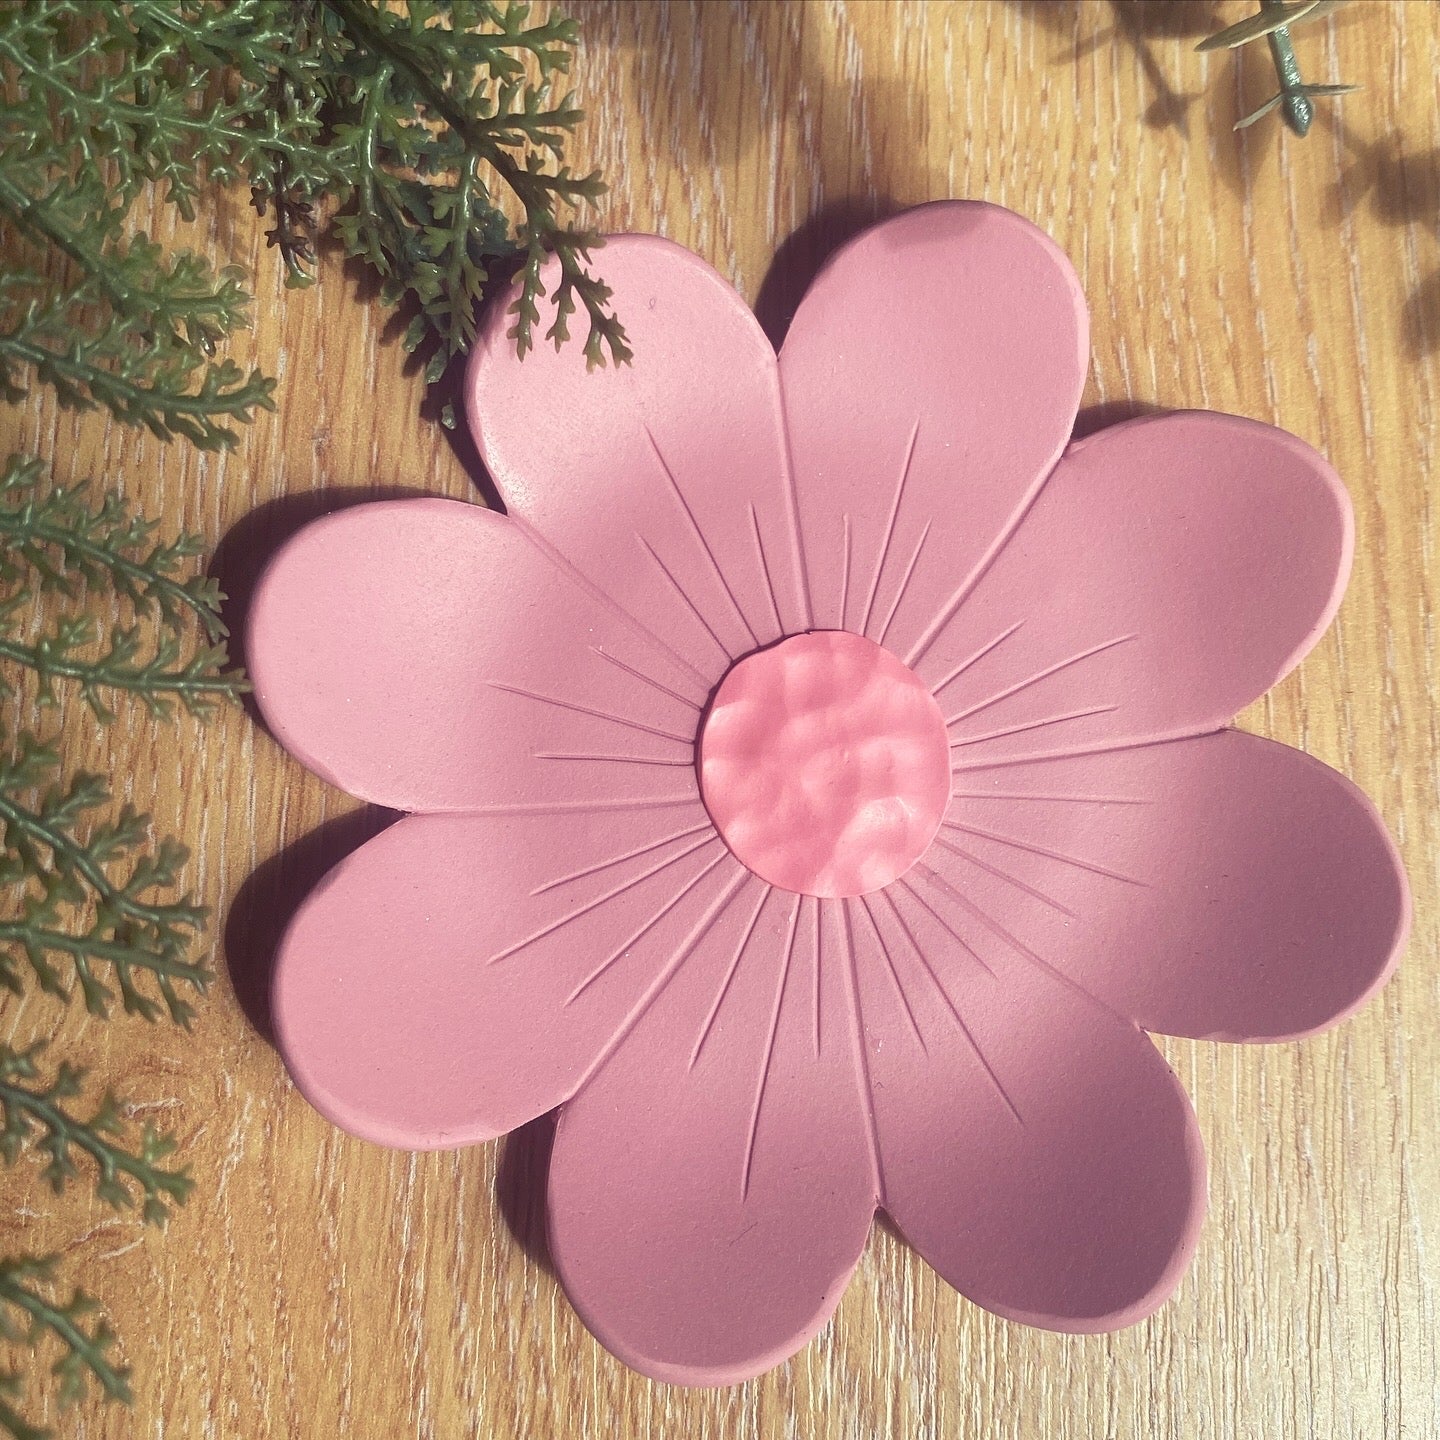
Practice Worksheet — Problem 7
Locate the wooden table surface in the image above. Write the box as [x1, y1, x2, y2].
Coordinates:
[2, 2, 1437, 1436]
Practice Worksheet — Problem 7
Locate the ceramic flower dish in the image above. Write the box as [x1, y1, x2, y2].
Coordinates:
[245, 202, 1410, 1387]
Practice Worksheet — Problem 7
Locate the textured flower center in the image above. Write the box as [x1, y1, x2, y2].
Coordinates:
[697, 631, 951, 898]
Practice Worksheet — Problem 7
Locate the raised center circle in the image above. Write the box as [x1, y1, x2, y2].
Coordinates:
[697, 631, 951, 898]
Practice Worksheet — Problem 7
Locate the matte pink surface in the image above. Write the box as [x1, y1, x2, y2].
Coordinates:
[249, 201, 1410, 1387]
[698, 632, 949, 897]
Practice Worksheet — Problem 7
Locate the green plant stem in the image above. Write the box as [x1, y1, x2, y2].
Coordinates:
[1263, 0, 1314, 135]
[0, 1074, 192, 1217]
[0, 1262, 130, 1406]
[0, 635, 242, 710]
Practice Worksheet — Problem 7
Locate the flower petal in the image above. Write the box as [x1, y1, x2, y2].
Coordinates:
[932, 729, 1408, 1041]
[465, 237, 803, 682]
[847, 886, 1206, 1331]
[248, 499, 705, 812]
[272, 800, 743, 1149]
[917, 412, 1352, 764]
[548, 891, 877, 1385]
[779, 201, 1089, 647]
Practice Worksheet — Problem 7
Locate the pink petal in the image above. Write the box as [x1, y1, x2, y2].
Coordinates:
[548, 891, 877, 1385]
[931, 730, 1408, 1041]
[465, 238, 803, 682]
[917, 412, 1352, 764]
[779, 202, 1088, 648]
[248, 499, 705, 812]
[272, 800, 740, 1149]
[848, 887, 1206, 1331]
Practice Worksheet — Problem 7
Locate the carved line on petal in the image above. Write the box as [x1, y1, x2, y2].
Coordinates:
[512, 513, 712, 695]
[488, 681, 694, 747]
[776, 384, 816, 631]
[875, 521, 933, 652]
[532, 819, 716, 897]
[688, 881, 774, 1071]
[468, 795, 703, 816]
[860, 418, 921, 639]
[490, 831, 721, 965]
[905, 466, 1051, 670]
[536, 752, 694, 768]
[855, 894, 927, 1052]
[948, 790, 1152, 807]
[748, 502, 786, 641]
[645, 424, 761, 652]
[949, 704, 1121, 751]
[590, 646, 704, 714]
[571, 861, 755, 1097]
[811, 894, 823, 1059]
[838, 513, 853, 633]
[929, 620, 1026, 699]
[837, 896, 885, 1197]
[892, 875, 996, 980]
[638, 536, 734, 665]
[940, 818, 1149, 887]
[741, 891, 803, 1201]
[913, 861, 1108, 1012]
[567, 846, 735, 1003]
[947, 725, 1214, 774]
[943, 635, 1139, 728]
[930, 833, 1079, 918]
[878, 885, 1024, 1126]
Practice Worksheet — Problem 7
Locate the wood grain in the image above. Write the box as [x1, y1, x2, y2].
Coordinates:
[2, 2, 1437, 1436]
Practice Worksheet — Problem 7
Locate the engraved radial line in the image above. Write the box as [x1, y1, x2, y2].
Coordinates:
[567, 848, 733, 1002]
[639, 537, 732, 663]
[838, 513, 853, 632]
[489, 832, 719, 965]
[948, 726, 1218, 774]
[645, 424, 760, 649]
[776, 387, 815, 629]
[488, 681, 694, 746]
[575, 865, 751, 1092]
[811, 894, 822, 1058]
[948, 790, 1151, 806]
[856, 893, 927, 1051]
[875, 521, 933, 651]
[905, 468, 1050, 669]
[591, 646, 703, 713]
[915, 861, 1106, 1008]
[741, 892, 802, 1200]
[893, 874, 995, 978]
[929, 620, 1025, 698]
[941, 819, 1148, 886]
[688, 882, 772, 1070]
[536, 752, 692, 767]
[533, 819, 714, 896]
[472, 795, 701, 817]
[840, 898, 885, 1195]
[931, 833, 1078, 917]
[944, 634, 1139, 727]
[879, 887, 1023, 1125]
[513, 515, 710, 692]
[861, 418, 921, 637]
[950, 704, 1120, 750]
[748, 503, 785, 638]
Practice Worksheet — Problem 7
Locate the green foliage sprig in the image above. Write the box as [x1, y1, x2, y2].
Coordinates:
[0, 0, 625, 447]
[0, 733, 209, 1026]
[0, 456, 246, 721]
[0, 1045, 192, 1225]
[1, 4, 618, 1431]
[0, 1256, 131, 1436]
[1197, 0, 1359, 135]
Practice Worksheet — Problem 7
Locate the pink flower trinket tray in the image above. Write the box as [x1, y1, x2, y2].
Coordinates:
[245, 202, 1410, 1386]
